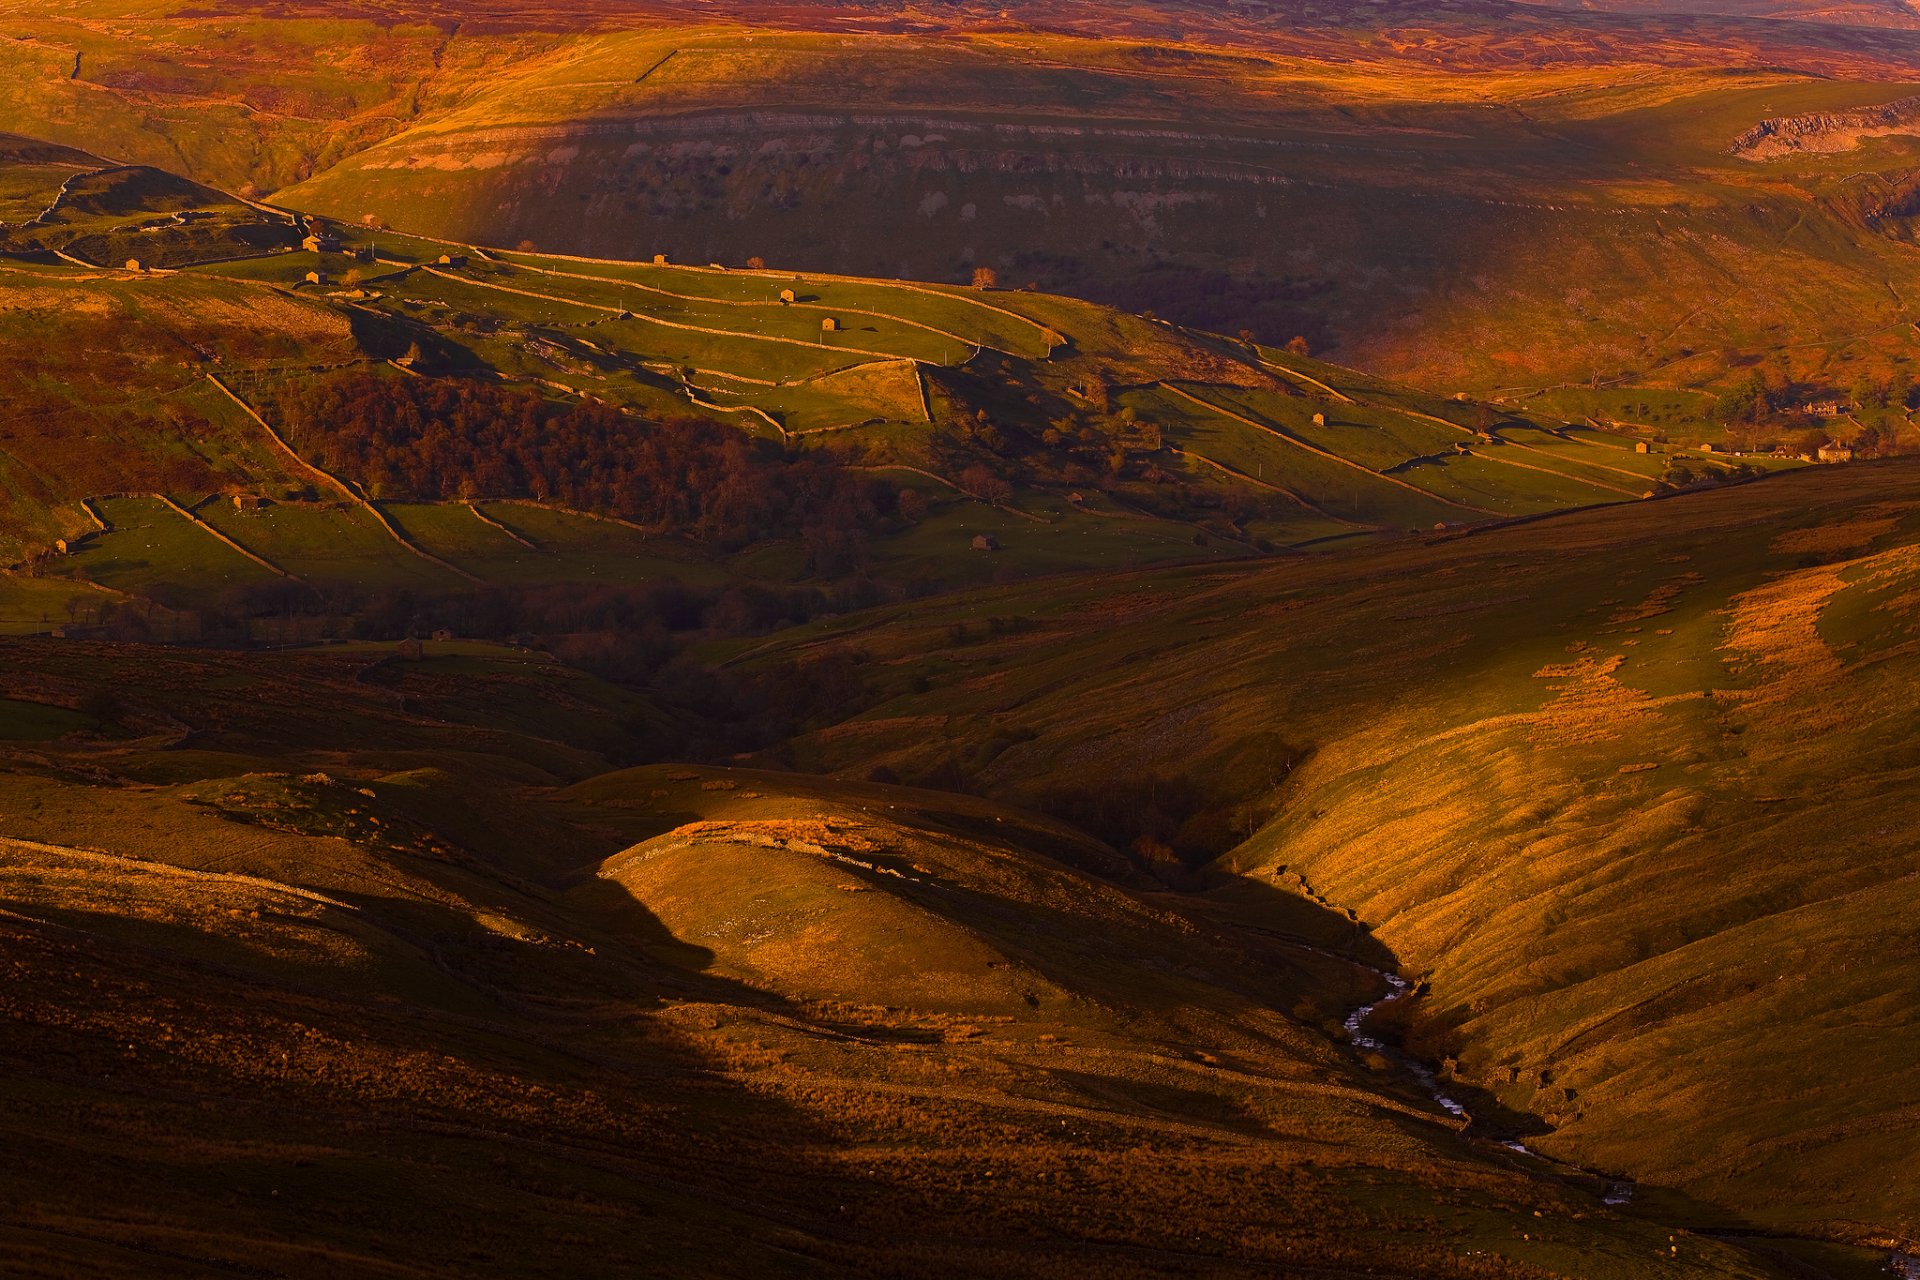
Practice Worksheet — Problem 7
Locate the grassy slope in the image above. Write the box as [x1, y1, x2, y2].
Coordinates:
[724, 458, 1920, 1251]
[0, 641, 1793, 1279]
[258, 25, 1920, 411]
[4, 4, 1920, 405]
[1, 161, 1695, 615]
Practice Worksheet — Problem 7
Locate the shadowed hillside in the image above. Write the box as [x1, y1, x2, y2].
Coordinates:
[722, 457, 1920, 1258]
[0, 640, 1804, 1279]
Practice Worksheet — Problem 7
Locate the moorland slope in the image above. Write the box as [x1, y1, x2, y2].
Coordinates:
[9, 2, 1920, 402]
[0, 638, 1796, 1279]
[729, 455, 1920, 1257]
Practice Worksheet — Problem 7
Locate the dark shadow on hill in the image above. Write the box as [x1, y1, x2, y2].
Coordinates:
[0, 878, 920, 1278]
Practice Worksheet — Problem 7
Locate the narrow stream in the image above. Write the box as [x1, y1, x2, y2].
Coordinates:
[1340, 969, 1467, 1119]
[1319, 935, 1920, 1267]
[1337, 955, 1638, 1207]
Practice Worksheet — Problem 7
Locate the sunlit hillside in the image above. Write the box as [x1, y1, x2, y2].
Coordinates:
[727, 456, 1920, 1257]
[9, 2, 1920, 405]
[0, 151, 1751, 646]
[3, 4, 1919, 1278]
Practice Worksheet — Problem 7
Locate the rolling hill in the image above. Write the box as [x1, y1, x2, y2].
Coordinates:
[4, 6, 1919, 1276]
[719, 454, 1920, 1263]
[0, 637, 1809, 1280]
[0, 145, 1749, 648]
[8, 2, 1920, 408]
[0, 410, 1915, 1278]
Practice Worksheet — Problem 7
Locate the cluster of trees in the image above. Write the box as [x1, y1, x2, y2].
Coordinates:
[279, 374, 898, 561]
[1720, 364, 1912, 454]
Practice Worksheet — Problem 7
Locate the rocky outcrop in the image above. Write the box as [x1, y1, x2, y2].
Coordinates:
[1732, 94, 1920, 158]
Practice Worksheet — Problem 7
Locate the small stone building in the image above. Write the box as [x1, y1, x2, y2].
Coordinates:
[1635, 441, 1651, 454]
[971, 533, 999, 552]
[124, 258, 143, 272]
[779, 288, 796, 303]
[821, 317, 840, 333]
[436, 253, 467, 267]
